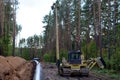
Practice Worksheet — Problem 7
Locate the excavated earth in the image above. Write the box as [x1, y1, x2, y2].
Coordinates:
[0, 56, 34, 80]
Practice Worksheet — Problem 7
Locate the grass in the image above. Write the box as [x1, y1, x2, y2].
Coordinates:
[92, 68, 120, 80]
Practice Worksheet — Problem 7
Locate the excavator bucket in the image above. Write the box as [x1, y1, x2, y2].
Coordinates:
[96, 57, 106, 69]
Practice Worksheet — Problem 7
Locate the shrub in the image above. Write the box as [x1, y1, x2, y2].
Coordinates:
[59, 49, 68, 62]
[43, 53, 51, 62]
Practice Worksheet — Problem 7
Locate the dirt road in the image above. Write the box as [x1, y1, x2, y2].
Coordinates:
[42, 63, 117, 80]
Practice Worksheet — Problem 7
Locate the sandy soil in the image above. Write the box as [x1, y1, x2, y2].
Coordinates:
[0, 56, 34, 80]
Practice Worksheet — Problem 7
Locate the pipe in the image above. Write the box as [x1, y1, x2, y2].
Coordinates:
[33, 60, 41, 80]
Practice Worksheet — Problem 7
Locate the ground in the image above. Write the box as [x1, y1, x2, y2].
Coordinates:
[0, 56, 34, 80]
[42, 63, 118, 80]
[0, 56, 119, 80]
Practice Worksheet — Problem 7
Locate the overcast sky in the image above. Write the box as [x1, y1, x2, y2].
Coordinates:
[16, 0, 56, 40]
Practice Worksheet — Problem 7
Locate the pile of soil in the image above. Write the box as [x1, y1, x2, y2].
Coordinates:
[0, 56, 34, 80]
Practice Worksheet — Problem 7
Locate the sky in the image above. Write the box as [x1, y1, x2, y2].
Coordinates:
[16, 0, 56, 40]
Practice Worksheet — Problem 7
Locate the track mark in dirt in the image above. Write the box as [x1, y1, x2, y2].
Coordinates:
[65, 76, 70, 80]
[77, 77, 81, 80]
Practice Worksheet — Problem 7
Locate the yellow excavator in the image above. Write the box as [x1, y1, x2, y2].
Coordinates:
[56, 50, 106, 76]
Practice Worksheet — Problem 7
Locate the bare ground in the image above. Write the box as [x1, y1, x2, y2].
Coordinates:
[42, 63, 117, 80]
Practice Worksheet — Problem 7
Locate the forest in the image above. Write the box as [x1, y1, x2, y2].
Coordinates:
[0, 0, 120, 78]
[0, 0, 21, 56]
[42, 0, 120, 71]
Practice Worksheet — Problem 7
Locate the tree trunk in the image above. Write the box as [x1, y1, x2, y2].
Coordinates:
[64, 0, 72, 51]
[107, 0, 111, 60]
[12, 0, 16, 56]
[93, 0, 98, 57]
[113, 0, 117, 54]
[67, 0, 72, 50]
[0, 0, 4, 36]
[98, 0, 102, 57]
[76, 0, 81, 50]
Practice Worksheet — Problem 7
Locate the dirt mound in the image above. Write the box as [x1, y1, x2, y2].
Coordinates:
[6, 56, 26, 70]
[0, 56, 34, 80]
[0, 56, 11, 79]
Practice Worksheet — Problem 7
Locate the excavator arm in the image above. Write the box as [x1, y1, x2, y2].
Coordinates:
[87, 57, 106, 70]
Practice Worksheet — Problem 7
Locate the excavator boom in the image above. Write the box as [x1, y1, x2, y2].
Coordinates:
[87, 57, 106, 70]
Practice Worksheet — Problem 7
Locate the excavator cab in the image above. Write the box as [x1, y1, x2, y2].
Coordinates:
[68, 50, 82, 64]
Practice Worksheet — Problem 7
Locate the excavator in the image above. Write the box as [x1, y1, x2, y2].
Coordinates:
[56, 50, 106, 76]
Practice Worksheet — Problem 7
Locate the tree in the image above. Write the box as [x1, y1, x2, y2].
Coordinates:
[76, 0, 81, 50]
[33, 34, 39, 57]
[19, 38, 25, 56]
[42, 12, 55, 53]
[0, 0, 4, 36]
[0, 0, 19, 56]
[27, 36, 34, 58]
[107, 0, 111, 60]
[98, 0, 102, 57]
